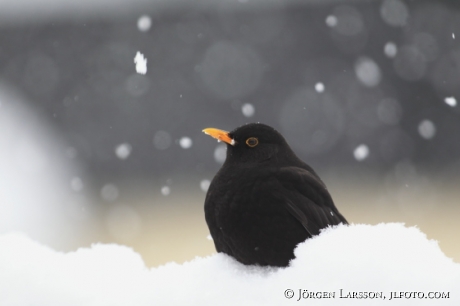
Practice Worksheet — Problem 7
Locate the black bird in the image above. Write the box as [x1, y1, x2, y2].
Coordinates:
[203, 123, 347, 267]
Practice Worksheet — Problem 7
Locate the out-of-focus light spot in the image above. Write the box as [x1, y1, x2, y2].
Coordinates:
[199, 41, 262, 100]
[393, 46, 426, 81]
[418, 120, 436, 139]
[125, 74, 150, 97]
[393, 160, 418, 185]
[179, 137, 193, 149]
[200, 179, 211, 192]
[214, 144, 227, 164]
[153, 131, 171, 150]
[325, 15, 338, 27]
[315, 82, 325, 93]
[413, 33, 439, 62]
[444, 97, 457, 107]
[241, 103, 255, 117]
[134, 52, 147, 75]
[106, 204, 141, 241]
[279, 88, 344, 155]
[115, 143, 132, 160]
[354, 57, 381, 87]
[65, 147, 77, 159]
[70, 177, 83, 192]
[377, 98, 402, 125]
[137, 15, 151, 32]
[380, 0, 409, 27]
[379, 129, 414, 163]
[384, 42, 398, 58]
[353, 144, 369, 161]
[453, 33, 456, 39]
[161, 186, 170, 196]
[100, 184, 119, 202]
[344, 83, 383, 128]
[332, 6, 364, 36]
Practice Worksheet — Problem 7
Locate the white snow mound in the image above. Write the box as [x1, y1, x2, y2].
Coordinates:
[0, 223, 459, 305]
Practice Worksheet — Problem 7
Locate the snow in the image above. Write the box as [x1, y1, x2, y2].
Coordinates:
[354, 57, 381, 87]
[200, 179, 211, 192]
[314, 82, 325, 93]
[444, 97, 457, 107]
[178, 137, 193, 149]
[161, 186, 170, 196]
[115, 143, 132, 160]
[384, 42, 398, 58]
[325, 15, 337, 27]
[134, 52, 147, 75]
[214, 144, 227, 164]
[1, 223, 459, 305]
[418, 120, 436, 140]
[241, 103, 255, 117]
[137, 15, 151, 32]
[353, 144, 369, 161]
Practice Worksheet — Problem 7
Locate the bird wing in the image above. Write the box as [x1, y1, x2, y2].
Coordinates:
[273, 166, 348, 236]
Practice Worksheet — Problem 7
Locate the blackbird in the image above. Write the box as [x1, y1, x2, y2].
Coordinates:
[202, 123, 348, 267]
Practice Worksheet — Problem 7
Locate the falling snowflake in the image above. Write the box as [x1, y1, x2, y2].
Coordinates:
[242, 103, 255, 117]
[384, 42, 398, 58]
[200, 179, 211, 192]
[418, 120, 436, 139]
[179, 137, 193, 149]
[315, 82, 325, 93]
[134, 52, 147, 75]
[115, 143, 132, 160]
[353, 144, 369, 161]
[444, 97, 457, 107]
[214, 144, 227, 164]
[161, 186, 171, 196]
[137, 15, 151, 32]
[325, 15, 338, 27]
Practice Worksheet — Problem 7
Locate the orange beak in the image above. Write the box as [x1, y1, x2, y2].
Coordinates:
[202, 128, 235, 146]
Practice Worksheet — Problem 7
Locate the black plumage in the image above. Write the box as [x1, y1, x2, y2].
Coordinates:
[203, 123, 347, 267]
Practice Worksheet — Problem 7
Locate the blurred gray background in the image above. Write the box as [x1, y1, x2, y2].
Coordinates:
[1, 0, 459, 266]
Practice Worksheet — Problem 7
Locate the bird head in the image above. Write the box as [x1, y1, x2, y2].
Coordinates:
[203, 123, 295, 164]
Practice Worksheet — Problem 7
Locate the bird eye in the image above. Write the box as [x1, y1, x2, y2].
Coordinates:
[245, 137, 258, 147]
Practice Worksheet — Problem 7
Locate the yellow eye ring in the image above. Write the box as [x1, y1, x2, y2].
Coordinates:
[246, 137, 258, 147]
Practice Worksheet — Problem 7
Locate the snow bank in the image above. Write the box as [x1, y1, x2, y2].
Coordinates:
[1, 223, 459, 305]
